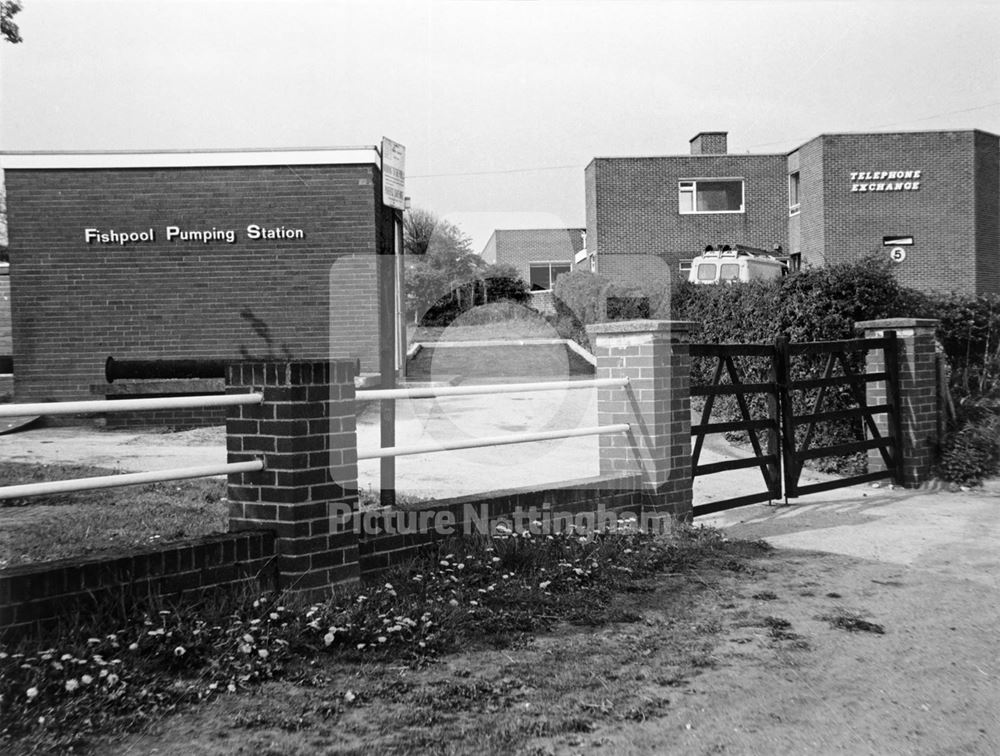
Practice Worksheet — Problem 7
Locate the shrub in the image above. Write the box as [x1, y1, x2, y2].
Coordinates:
[550, 270, 673, 350]
[674, 256, 920, 474]
[936, 410, 1000, 485]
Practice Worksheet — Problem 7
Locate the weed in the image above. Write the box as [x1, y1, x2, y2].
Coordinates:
[763, 616, 800, 641]
[820, 611, 885, 634]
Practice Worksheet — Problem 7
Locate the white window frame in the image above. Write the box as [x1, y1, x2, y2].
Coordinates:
[678, 178, 745, 215]
[528, 261, 572, 291]
[788, 171, 801, 216]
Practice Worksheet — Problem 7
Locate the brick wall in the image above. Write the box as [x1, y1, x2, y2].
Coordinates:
[974, 131, 1000, 294]
[487, 229, 584, 286]
[814, 131, 998, 294]
[0, 272, 9, 354]
[4, 162, 388, 405]
[858, 319, 940, 487]
[480, 232, 498, 264]
[0, 531, 275, 641]
[1, 352, 690, 639]
[788, 136, 826, 267]
[226, 360, 362, 597]
[586, 155, 789, 274]
[357, 475, 643, 577]
[587, 320, 695, 519]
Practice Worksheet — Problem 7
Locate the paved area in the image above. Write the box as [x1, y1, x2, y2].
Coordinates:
[703, 480, 1000, 588]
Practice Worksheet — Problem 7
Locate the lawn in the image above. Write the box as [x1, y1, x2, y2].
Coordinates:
[0, 463, 228, 568]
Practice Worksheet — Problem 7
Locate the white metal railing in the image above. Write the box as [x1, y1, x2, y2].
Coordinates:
[0, 392, 263, 418]
[0, 460, 264, 500]
[358, 424, 630, 460]
[0, 392, 265, 499]
[357, 377, 630, 461]
[356, 376, 627, 401]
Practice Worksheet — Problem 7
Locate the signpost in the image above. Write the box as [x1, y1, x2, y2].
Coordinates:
[381, 137, 406, 210]
[380, 138, 406, 508]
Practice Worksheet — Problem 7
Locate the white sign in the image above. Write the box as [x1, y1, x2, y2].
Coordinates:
[883, 236, 914, 246]
[850, 169, 921, 193]
[381, 137, 406, 210]
[889, 247, 907, 263]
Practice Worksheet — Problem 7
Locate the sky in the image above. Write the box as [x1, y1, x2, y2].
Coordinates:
[2, 0, 999, 253]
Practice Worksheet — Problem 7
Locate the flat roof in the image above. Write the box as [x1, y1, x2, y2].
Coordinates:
[0, 146, 381, 170]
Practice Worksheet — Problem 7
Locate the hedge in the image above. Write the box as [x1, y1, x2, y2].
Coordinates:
[547, 258, 1000, 483]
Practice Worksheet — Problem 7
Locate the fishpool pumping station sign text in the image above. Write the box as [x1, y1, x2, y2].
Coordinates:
[84, 224, 306, 245]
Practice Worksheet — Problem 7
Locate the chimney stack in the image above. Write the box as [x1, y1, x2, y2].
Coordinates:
[690, 132, 728, 155]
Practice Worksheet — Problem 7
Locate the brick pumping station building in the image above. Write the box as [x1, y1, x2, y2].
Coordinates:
[0, 146, 400, 409]
[582, 129, 1000, 294]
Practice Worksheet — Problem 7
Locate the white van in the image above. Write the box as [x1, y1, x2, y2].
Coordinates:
[688, 247, 786, 285]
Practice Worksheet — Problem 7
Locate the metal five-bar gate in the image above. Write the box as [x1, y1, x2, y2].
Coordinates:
[691, 332, 902, 516]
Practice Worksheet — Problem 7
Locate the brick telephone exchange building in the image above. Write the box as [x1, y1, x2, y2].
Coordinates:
[582, 129, 1000, 294]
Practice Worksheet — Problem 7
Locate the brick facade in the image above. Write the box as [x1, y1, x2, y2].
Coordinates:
[585, 153, 789, 281]
[1, 150, 392, 405]
[0, 269, 9, 355]
[587, 320, 696, 520]
[795, 131, 999, 293]
[587, 129, 1000, 294]
[0, 531, 275, 640]
[480, 228, 584, 288]
[858, 319, 940, 487]
[226, 360, 361, 598]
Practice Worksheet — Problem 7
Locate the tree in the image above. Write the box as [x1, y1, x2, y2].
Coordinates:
[403, 208, 485, 323]
[481, 263, 529, 304]
[403, 207, 473, 259]
[2, 1, 22, 44]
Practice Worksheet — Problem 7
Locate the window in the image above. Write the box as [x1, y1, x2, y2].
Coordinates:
[719, 263, 740, 282]
[696, 263, 717, 281]
[678, 179, 744, 214]
[529, 262, 571, 291]
[678, 259, 693, 275]
[788, 172, 801, 215]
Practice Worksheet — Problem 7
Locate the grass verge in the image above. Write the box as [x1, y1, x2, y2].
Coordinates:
[0, 463, 228, 568]
[0, 524, 772, 755]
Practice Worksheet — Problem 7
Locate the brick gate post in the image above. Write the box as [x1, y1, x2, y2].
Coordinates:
[856, 318, 940, 487]
[225, 361, 361, 597]
[586, 321, 697, 520]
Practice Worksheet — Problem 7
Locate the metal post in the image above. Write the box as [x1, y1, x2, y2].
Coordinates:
[378, 210, 400, 509]
[775, 332, 796, 500]
[766, 343, 783, 502]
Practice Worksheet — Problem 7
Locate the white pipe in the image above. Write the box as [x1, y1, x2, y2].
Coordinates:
[0, 459, 265, 500]
[0, 392, 264, 418]
[358, 423, 630, 460]
[358, 377, 628, 401]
